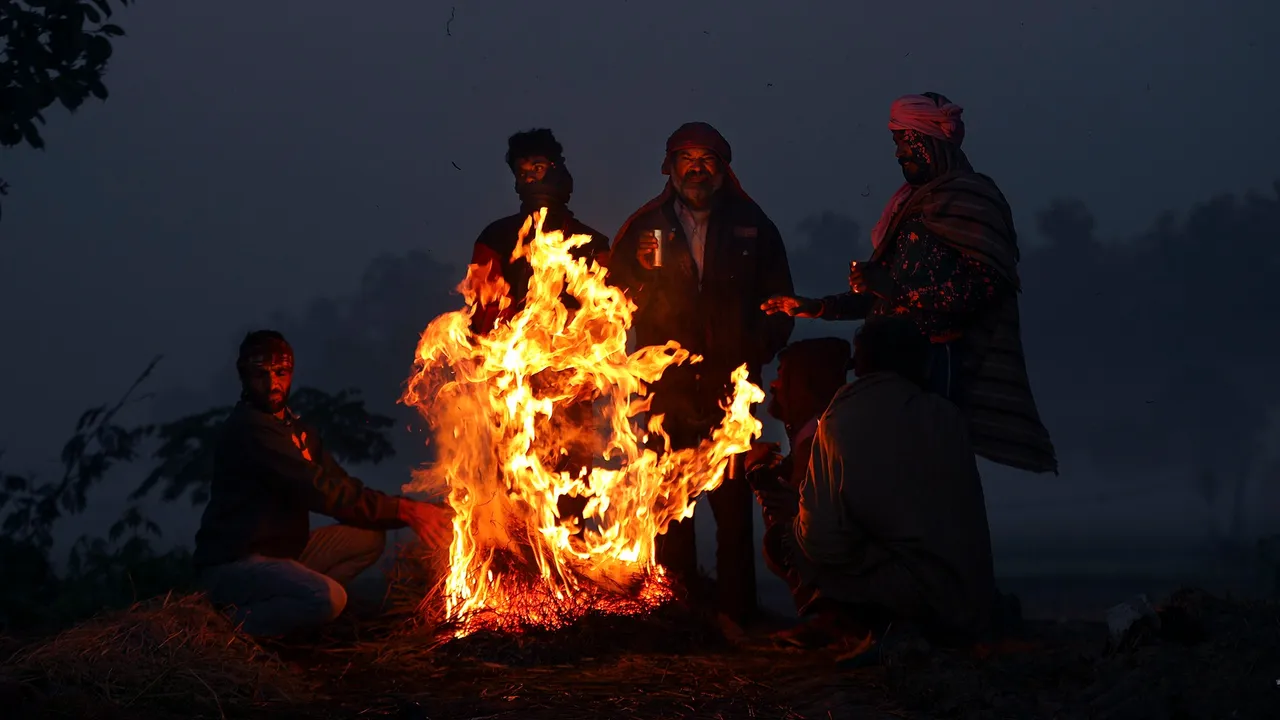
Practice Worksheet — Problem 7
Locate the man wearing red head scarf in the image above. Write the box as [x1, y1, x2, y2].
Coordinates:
[763, 93, 1057, 476]
[611, 122, 796, 627]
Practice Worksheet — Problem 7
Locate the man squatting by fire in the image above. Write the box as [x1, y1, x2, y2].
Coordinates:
[609, 122, 797, 628]
[742, 337, 852, 611]
[194, 331, 454, 637]
[747, 321, 997, 652]
[763, 92, 1057, 475]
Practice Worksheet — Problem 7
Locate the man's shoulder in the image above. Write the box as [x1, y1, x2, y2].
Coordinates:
[921, 172, 1009, 211]
[219, 403, 294, 445]
[627, 201, 671, 227]
[214, 403, 264, 453]
[826, 373, 919, 415]
[721, 194, 779, 236]
[475, 213, 527, 247]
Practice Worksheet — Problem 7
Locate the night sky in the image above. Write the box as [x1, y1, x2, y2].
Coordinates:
[2, 0, 1278, 561]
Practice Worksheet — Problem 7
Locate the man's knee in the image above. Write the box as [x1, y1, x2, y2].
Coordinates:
[241, 572, 346, 635]
[302, 525, 388, 575]
[312, 574, 349, 623]
[202, 559, 350, 636]
[350, 526, 387, 559]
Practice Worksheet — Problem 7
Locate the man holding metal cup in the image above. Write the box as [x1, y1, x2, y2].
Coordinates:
[610, 122, 796, 629]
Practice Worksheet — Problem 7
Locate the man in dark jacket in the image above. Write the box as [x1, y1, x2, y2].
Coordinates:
[609, 122, 796, 626]
[744, 337, 852, 613]
[194, 330, 452, 637]
[469, 128, 612, 334]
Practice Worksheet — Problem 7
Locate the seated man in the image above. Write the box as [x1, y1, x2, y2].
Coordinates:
[786, 318, 997, 648]
[744, 337, 852, 613]
[193, 330, 452, 637]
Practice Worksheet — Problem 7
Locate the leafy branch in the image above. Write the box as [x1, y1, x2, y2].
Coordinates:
[0, 354, 160, 548]
[1, 0, 133, 219]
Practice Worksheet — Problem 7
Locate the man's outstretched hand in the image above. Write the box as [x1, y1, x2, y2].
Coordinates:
[744, 441, 783, 474]
[761, 295, 823, 318]
[848, 261, 895, 297]
[398, 498, 454, 549]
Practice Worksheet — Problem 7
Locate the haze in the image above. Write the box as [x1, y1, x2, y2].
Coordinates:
[2, 0, 1277, 599]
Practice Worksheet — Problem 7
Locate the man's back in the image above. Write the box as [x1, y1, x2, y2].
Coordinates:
[796, 371, 995, 637]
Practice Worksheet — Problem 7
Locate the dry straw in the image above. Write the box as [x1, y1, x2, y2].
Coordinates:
[5, 592, 314, 717]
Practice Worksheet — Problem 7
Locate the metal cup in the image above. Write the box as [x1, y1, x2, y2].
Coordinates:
[650, 229, 664, 268]
[725, 453, 741, 481]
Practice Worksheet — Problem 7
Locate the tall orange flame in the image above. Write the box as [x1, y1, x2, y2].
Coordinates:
[401, 210, 763, 635]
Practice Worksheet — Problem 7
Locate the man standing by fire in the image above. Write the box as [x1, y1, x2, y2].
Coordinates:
[610, 122, 796, 628]
[194, 331, 454, 637]
[762, 93, 1057, 475]
[469, 128, 612, 334]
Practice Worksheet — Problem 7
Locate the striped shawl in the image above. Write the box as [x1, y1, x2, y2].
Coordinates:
[877, 172, 1058, 475]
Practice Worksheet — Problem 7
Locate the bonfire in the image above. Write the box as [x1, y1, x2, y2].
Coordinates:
[401, 210, 763, 635]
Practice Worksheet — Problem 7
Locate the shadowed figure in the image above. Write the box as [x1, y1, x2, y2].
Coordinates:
[194, 331, 453, 637]
[774, 319, 997, 653]
[744, 337, 852, 612]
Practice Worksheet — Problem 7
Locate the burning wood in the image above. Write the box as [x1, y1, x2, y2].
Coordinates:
[401, 209, 763, 635]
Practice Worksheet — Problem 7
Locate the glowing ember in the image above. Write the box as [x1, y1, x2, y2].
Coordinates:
[401, 209, 763, 635]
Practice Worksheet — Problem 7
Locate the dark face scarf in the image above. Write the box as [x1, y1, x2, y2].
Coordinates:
[517, 161, 573, 213]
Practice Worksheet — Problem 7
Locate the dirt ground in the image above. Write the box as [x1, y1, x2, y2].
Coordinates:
[2, 587, 1277, 720]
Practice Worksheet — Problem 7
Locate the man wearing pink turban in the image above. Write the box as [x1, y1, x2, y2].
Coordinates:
[763, 93, 1056, 476]
[610, 122, 797, 629]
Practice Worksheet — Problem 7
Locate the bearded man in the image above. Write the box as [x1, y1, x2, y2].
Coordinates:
[762, 93, 1056, 475]
[469, 128, 611, 334]
[194, 331, 453, 637]
[743, 337, 852, 613]
[610, 122, 796, 626]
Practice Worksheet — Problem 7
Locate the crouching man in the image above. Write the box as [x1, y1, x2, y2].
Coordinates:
[193, 330, 453, 637]
[784, 318, 997, 649]
[744, 338, 852, 613]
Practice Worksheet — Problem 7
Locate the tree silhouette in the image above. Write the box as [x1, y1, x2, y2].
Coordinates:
[1022, 182, 1280, 482]
[130, 386, 396, 506]
[0, 0, 132, 219]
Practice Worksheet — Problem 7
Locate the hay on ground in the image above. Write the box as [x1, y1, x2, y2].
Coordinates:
[4, 592, 314, 717]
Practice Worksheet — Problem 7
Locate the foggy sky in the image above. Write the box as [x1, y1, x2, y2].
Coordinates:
[2, 0, 1278, 551]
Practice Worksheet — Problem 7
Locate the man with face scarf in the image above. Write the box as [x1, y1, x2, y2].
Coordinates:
[193, 331, 453, 637]
[610, 122, 797, 627]
[742, 337, 852, 613]
[762, 93, 1057, 476]
[469, 128, 612, 334]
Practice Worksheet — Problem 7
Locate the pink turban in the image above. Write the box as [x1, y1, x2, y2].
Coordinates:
[888, 93, 965, 146]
